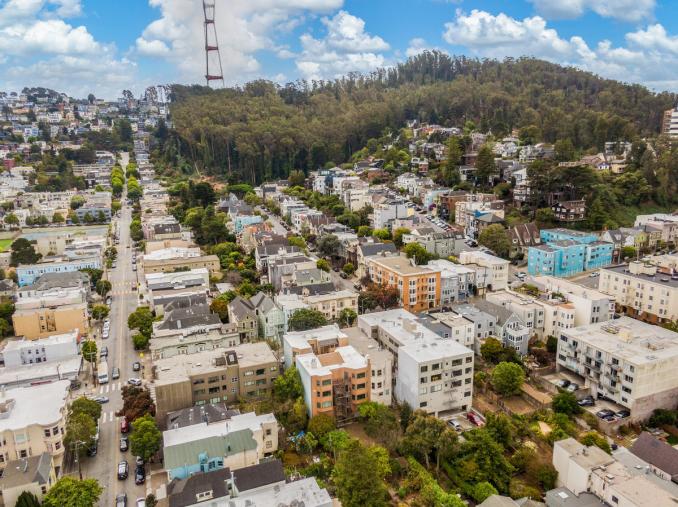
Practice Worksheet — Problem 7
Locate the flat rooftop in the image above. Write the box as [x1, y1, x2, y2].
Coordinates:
[283, 324, 346, 349]
[296, 345, 367, 376]
[0, 380, 70, 432]
[143, 247, 203, 261]
[532, 275, 613, 300]
[603, 263, 678, 288]
[304, 289, 357, 303]
[342, 326, 392, 365]
[564, 317, 678, 365]
[369, 255, 440, 275]
[163, 411, 276, 449]
[154, 342, 276, 385]
[359, 309, 473, 361]
[0, 356, 81, 387]
[1, 330, 78, 353]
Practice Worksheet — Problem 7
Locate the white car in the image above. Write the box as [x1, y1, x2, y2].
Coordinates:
[102, 329, 109, 339]
[127, 378, 142, 386]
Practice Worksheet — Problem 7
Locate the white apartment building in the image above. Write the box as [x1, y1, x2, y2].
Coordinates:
[486, 289, 545, 336]
[557, 317, 678, 420]
[552, 438, 678, 507]
[372, 200, 410, 230]
[459, 250, 509, 292]
[340, 180, 370, 212]
[358, 309, 474, 416]
[0, 331, 78, 367]
[426, 312, 475, 349]
[427, 259, 474, 304]
[598, 262, 678, 323]
[534, 275, 616, 327]
[0, 381, 70, 475]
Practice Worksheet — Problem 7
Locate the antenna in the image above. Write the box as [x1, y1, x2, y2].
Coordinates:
[202, 0, 224, 88]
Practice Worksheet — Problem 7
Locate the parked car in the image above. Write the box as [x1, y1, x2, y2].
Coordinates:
[615, 409, 630, 419]
[566, 383, 579, 392]
[87, 442, 98, 457]
[102, 329, 109, 339]
[100, 347, 108, 359]
[106, 296, 112, 305]
[135, 456, 144, 467]
[120, 417, 130, 434]
[136, 499, 146, 507]
[127, 378, 142, 386]
[447, 419, 462, 431]
[135, 465, 146, 485]
[112, 367, 120, 380]
[577, 396, 595, 407]
[589, 272, 600, 278]
[93, 396, 109, 404]
[466, 412, 484, 427]
[120, 436, 129, 452]
[117, 460, 129, 480]
[132, 361, 141, 372]
[556, 379, 571, 388]
[596, 409, 615, 419]
[116, 494, 127, 507]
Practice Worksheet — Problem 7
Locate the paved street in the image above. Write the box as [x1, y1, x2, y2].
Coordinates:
[76, 153, 146, 507]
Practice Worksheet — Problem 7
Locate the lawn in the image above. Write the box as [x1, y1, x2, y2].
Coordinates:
[0, 239, 12, 252]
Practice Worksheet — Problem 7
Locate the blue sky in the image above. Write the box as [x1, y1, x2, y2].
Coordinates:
[1, 0, 678, 99]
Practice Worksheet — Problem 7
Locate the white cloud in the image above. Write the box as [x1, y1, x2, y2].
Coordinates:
[136, 0, 343, 84]
[0, 19, 99, 55]
[442, 9, 678, 91]
[0, 0, 137, 98]
[295, 10, 389, 80]
[528, 0, 655, 22]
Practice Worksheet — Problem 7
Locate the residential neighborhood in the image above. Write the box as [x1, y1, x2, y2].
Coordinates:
[2, 42, 678, 507]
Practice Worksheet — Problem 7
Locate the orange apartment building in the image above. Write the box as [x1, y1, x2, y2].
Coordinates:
[295, 345, 371, 422]
[366, 255, 441, 312]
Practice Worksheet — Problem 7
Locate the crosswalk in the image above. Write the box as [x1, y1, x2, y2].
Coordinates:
[98, 382, 122, 394]
[110, 289, 136, 296]
[100, 410, 119, 424]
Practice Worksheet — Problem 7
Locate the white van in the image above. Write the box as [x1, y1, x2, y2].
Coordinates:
[97, 361, 109, 384]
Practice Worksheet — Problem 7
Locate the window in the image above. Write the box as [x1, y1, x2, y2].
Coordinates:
[44, 429, 51, 437]
[420, 377, 428, 384]
[322, 379, 332, 386]
[420, 365, 428, 373]
[430, 374, 442, 382]
[256, 368, 265, 375]
[244, 371, 254, 376]
[430, 385, 442, 392]
[419, 402, 427, 408]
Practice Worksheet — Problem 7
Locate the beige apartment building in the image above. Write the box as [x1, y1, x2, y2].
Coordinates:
[599, 261, 678, 324]
[12, 305, 88, 340]
[557, 317, 678, 421]
[152, 342, 280, 421]
[0, 381, 69, 476]
[140, 247, 220, 276]
[304, 289, 358, 321]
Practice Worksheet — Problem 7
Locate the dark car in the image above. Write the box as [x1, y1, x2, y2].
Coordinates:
[615, 409, 630, 419]
[132, 361, 141, 372]
[596, 409, 615, 419]
[117, 460, 129, 480]
[87, 442, 98, 457]
[120, 436, 129, 452]
[577, 396, 595, 407]
[135, 464, 146, 485]
[112, 367, 120, 380]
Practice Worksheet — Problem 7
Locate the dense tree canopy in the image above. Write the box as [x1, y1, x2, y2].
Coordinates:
[158, 52, 675, 184]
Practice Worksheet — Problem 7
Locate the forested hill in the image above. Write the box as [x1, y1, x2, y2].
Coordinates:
[156, 51, 677, 183]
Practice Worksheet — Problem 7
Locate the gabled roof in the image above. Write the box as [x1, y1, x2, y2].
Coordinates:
[469, 299, 517, 326]
[228, 296, 256, 320]
[250, 292, 279, 314]
[630, 432, 678, 480]
[359, 242, 397, 257]
[166, 460, 286, 507]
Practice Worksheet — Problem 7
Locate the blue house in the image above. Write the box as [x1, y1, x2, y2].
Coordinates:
[163, 412, 278, 481]
[528, 228, 613, 277]
[17, 257, 102, 286]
